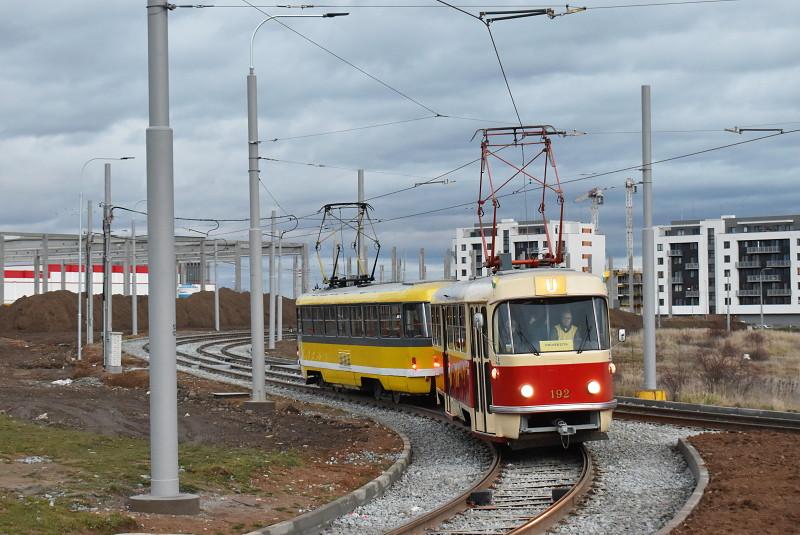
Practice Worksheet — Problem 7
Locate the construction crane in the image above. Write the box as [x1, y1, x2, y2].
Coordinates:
[574, 187, 605, 232]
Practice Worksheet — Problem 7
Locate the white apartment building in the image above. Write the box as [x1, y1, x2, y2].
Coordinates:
[654, 215, 800, 324]
[452, 219, 605, 281]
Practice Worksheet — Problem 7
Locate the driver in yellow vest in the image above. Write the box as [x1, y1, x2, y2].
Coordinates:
[551, 310, 578, 341]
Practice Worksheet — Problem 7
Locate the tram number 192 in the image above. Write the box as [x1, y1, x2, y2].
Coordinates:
[550, 388, 570, 399]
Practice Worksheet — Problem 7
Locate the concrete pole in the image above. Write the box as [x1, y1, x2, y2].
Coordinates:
[469, 249, 477, 279]
[277, 236, 283, 342]
[123, 241, 131, 296]
[357, 169, 366, 276]
[0, 235, 4, 306]
[34, 253, 40, 295]
[77, 197, 83, 360]
[131, 220, 138, 336]
[247, 63, 266, 401]
[391, 246, 397, 283]
[42, 235, 49, 293]
[213, 240, 220, 332]
[199, 238, 206, 292]
[379, 264, 384, 283]
[293, 255, 300, 298]
[234, 242, 242, 292]
[129, 0, 197, 511]
[641, 85, 657, 392]
[86, 200, 94, 345]
[60, 261, 66, 291]
[302, 243, 309, 293]
[346, 256, 352, 279]
[268, 210, 276, 350]
[103, 163, 112, 368]
[419, 248, 426, 280]
[726, 274, 731, 331]
[443, 248, 450, 280]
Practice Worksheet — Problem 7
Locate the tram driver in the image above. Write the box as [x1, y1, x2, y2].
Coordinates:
[551, 310, 578, 341]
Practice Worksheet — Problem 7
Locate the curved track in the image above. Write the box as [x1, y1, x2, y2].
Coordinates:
[133, 331, 593, 535]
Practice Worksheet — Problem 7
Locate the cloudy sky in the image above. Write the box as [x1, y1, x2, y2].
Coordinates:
[1, 0, 798, 289]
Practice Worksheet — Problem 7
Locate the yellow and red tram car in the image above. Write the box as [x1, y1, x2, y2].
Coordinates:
[431, 269, 617, 447]
[296, 281, 448, 399]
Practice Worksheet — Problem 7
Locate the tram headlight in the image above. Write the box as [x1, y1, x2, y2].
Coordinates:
[587, 380, 601, 395]
[520, 384, 534, 398]
[608, 362, 616, 375]
[491, 367, 500, 380]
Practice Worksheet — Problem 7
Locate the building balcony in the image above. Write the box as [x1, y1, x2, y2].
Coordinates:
[746, 246, 781, 254]
[684, 262, 700, 270]
[736, 289, 761, 297]
[766, 259, 790, 268]
[685, 290, 700, 297]
[667, 250, 683, 257]
[747, 274, 781, 283]
[670, 276, 683, 284]
[767, 288, 792, 297]
[735, 261, 761, 269]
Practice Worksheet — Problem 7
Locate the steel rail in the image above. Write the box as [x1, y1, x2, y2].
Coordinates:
[615, 397, 800, 433]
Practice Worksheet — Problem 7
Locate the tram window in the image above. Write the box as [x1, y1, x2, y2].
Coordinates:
[324, 306, 338, 336]
[494, 297, 610, 354]
[301, 308, 313, 335]
[380, 304, 402, 338]
[403, 303, 428, 338]
[311, 307, 323, 335]
[364, 305, 379, 337]
[337, 306, 351, 337]
[351, 306, 364, 337]
[431, 306, 442, 346]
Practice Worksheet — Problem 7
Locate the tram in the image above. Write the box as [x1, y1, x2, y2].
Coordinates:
[431, 268, 617, 447]
[296, 281, 448, 400]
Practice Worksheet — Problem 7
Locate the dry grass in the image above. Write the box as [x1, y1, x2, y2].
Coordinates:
[102, 370, 149, 389]
[612, 327, 800, 411]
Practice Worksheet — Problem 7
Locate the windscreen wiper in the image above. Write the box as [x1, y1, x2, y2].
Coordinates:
[516, 329, 540, 356]
[577, 315, 591, 354]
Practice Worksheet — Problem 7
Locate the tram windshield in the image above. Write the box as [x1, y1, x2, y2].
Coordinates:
[494, 296, 609, 355]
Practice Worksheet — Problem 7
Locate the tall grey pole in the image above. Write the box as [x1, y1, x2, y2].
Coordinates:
[759, 268, 765, 327]
[277, 236, 283, 342]
[77, 200, 82, 358]
[234, 242, 242, 292]
[302, 243, 309, 293]
[293, 255, 299, 299]
[86, 200, 94, 345]
[391, 246, 398, 283]
[0, 235, 4, 306]
[42, 235, 49, 293]
[268, 210, 276, 350]
[641, 85, 657, 392]
[357, 169, 366, 276]
[60, 261, 66, 291]
[199, 238, 206, 292]
[123, 241, 131, 297]
[131, 220, 138, 336]
[419, 248, 425, 280]
[726, 273, 731, 331]
[247, 63, 266, 401]
[129, 0, 197, 512]
[213, 240, 219, 332]
[103, 163, 112, 368]
[34, 253, 40, 294]
[379, 264, 384, 283]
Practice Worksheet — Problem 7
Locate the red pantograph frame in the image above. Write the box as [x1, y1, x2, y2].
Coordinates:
[475, 125, 566, 271]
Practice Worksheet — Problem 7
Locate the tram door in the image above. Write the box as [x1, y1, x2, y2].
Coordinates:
[440, 307, 452, 415]
[470, 305, 490, 434]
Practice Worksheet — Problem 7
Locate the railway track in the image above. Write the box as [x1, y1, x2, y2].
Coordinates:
[129, 332, 593, 535]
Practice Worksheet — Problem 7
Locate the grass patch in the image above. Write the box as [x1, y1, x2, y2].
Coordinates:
[0, 414, 302, 530]
[0, 495, 137, 535]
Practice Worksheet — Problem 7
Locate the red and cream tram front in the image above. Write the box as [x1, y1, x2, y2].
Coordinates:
[432, 269, 616, 447]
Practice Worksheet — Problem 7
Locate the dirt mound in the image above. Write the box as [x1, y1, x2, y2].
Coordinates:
[0, 289, 295, 334]
[609, 309, 745, 333]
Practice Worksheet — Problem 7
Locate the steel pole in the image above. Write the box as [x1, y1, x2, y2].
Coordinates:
[103, 164, 112, 368]
[86, 200, 94, 345]
[0, 234, 4, 306]
[357, 169, 365, 276]
[234, 242, 242, 292]
[269, 210, 276, 350]
[77, 197, 83, 360]
[293, 255, 299, 299]
[213, 240, 220, 332]
[132, 220, 138, 336]
[200, 238, 206, 292]
[760, 268, 765, 327]
[302, 242, 309, 293]
[247, 67, 266, 401]
[726, 274, 731, 331]
[33, 253, 40, 295]
[42, 235, 49, 293]
[132, 0, 191, 507]
[641, 85, 657, 391]
[277, 236, 283, 342]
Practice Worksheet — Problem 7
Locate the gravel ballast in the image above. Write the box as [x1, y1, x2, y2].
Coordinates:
[124, 337, 492, 534]
[547, 420, 704, 535]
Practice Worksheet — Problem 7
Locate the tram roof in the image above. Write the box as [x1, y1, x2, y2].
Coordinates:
[297, 280, 450, 305]
[432, 268, 607, 304]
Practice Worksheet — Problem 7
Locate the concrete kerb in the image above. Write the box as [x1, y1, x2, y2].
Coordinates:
[654, 437, 709, 535]
[123, 338, 415, 535]
[245, 429, 413, 535]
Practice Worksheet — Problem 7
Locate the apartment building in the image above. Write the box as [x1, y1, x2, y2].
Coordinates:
[654, 215, 800, 324]
[452, 219, 605, 280]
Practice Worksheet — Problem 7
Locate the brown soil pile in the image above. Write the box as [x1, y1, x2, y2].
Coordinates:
[671, 430, 800, 535]
[609, 309, 745, 333]
[0, 289, 295, 334]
